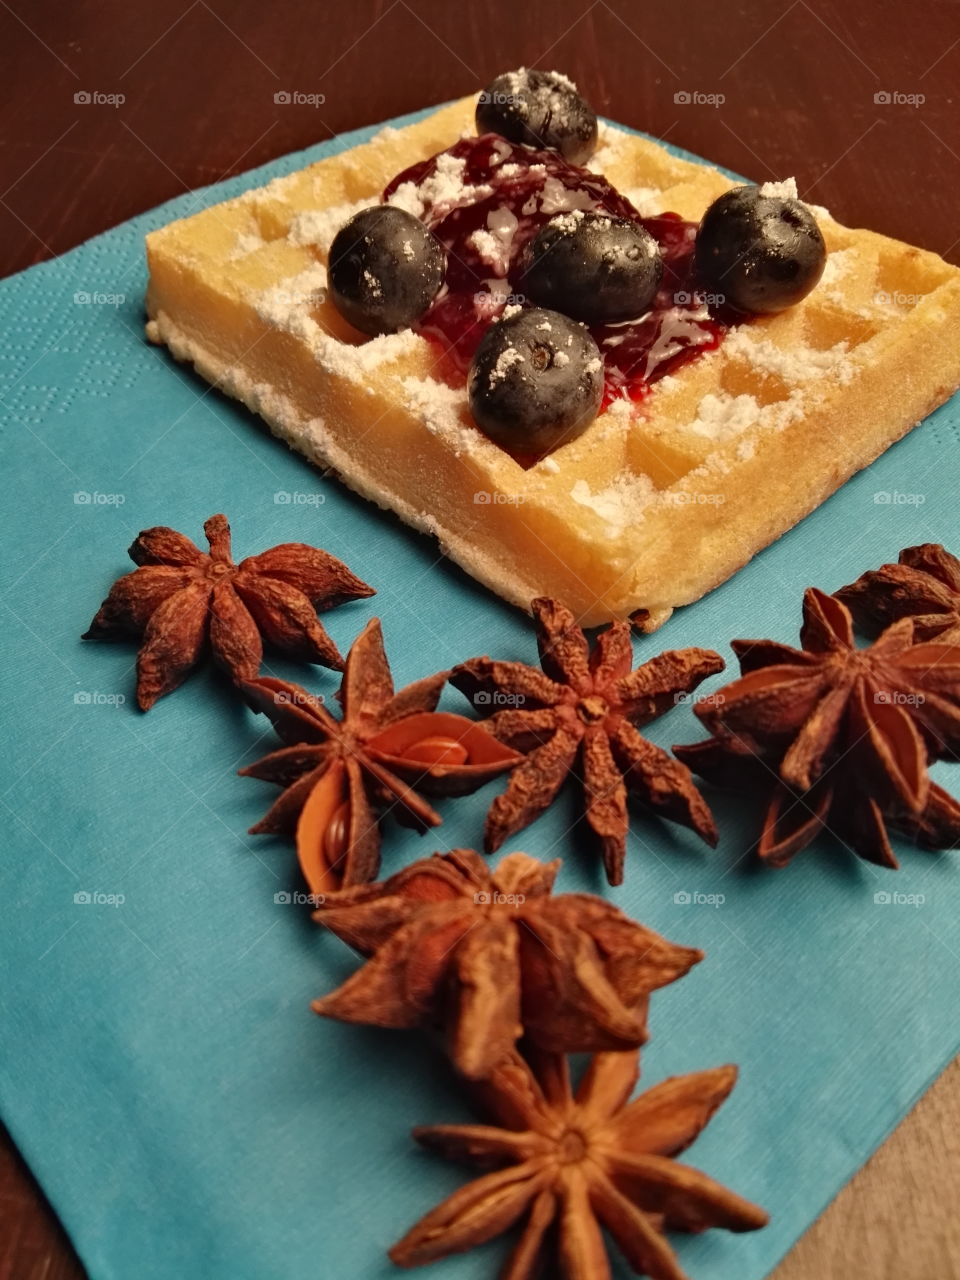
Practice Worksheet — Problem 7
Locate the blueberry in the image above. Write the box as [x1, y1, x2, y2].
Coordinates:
[328, 206, 445, 335]
[694, 184, 826, 314]
[476, 68, 598, 165]
[468, 308, 603, 457]
[520, 211, 663, 325]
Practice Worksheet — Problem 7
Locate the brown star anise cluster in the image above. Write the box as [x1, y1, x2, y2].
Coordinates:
[390, 1047, 769, 1280]
[676, 585, 960, 867]
[240, 619, 519, 892]
[837, 542, 960, 644]
[312, 848, 703, 1079]
[451, 598, 724, 884]
[83, 514, 373, 708]
[83, 507, 960, 1275]
[313, 851, 767, 1276]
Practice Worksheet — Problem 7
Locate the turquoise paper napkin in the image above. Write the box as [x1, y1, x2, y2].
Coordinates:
[1, 104, 958, 1280]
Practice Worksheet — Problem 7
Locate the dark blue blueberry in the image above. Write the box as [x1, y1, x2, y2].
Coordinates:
[521, 211, 663, 325]
[476, 69, 598, 165]
[695, 184, 826, 314]
[328, 206, 445, 335]
[468, 308, 603, 457]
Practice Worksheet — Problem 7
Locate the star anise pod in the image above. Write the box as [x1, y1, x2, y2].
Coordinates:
[837, 543, 960, 644]
[676, 587, 960, 866]
[389, 1045, 768, 1279]
[312, 849, 702, 1079]
[675, 733, 960, 867]
[695, 586, 960, 776]
[239, 621, 520, 894]
[83, 514, 373, 709]
[449, 598, 723, 885]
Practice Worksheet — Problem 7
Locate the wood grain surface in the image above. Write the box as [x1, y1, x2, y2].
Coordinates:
[1, 2, 958, 1277]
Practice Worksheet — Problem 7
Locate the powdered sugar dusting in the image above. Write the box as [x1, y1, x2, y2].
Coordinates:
[388, 152, 492, 221]
[820, 247, 858, 287]
[622, 187, 663, 217]
[540, 176, 597, 215]
[570, 473, 656, 526]
[288, 197, 377, 253]
[587, 124, 631, 175]
[723, 327, 855, 384]
[468, 206, 520, 273]
[229, 230, 265, 259]
[255, 264, 328, 325]
[687, 392, 762, 440]
[488, 347, 524, 386]
[399, 375, 479, 455]
[759, 177, 799, 200]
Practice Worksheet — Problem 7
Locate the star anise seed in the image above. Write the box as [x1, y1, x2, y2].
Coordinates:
[677, 586, 960, 867]
[83, 514, 374, 709]
[837, 543, 960, 645]
[696, 587, 960, 789]
[675, 733, 960, 868]
[312, 849, 703, 1079]
[389, 1046, 768, 1280]
[450, 597, 724, 885]
[239, 621, 520, 894]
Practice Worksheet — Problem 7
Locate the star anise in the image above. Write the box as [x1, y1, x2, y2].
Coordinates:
[312, 848, 702, 1080]
[677, 587, 960, 866]
[449, 598, 724, 885]
[389, 1046, 769, 1279]
[837, 543, 960, 645]
[83, 514, 373, 709]
[675, 733, 960, 867]
[239, 621, 520, 894]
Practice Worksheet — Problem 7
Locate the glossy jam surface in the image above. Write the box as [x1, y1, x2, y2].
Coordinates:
[382, 135, 726, 403]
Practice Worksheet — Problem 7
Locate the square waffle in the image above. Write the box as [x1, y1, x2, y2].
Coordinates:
[145, 96, 960, 627]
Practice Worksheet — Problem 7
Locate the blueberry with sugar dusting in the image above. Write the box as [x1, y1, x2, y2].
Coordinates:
[695, 182, 826, 315]
[468, 308, 603, 457]
[476, 68, 598, 165]
[521, 211, 664, 325]
[328, 206, 445, 335]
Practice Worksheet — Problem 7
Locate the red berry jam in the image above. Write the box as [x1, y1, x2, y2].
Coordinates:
[382, 134, 726, 405]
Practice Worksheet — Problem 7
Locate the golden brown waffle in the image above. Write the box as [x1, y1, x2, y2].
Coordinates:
[145, 96, 960, 627]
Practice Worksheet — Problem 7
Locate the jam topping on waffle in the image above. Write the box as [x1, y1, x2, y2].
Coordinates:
[383, 134, 725, 403]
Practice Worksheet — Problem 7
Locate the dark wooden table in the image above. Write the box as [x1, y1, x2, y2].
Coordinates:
[1, 2, 958, 1277]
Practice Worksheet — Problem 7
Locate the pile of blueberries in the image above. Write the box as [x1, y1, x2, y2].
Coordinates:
[328, 69, 826, 457]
